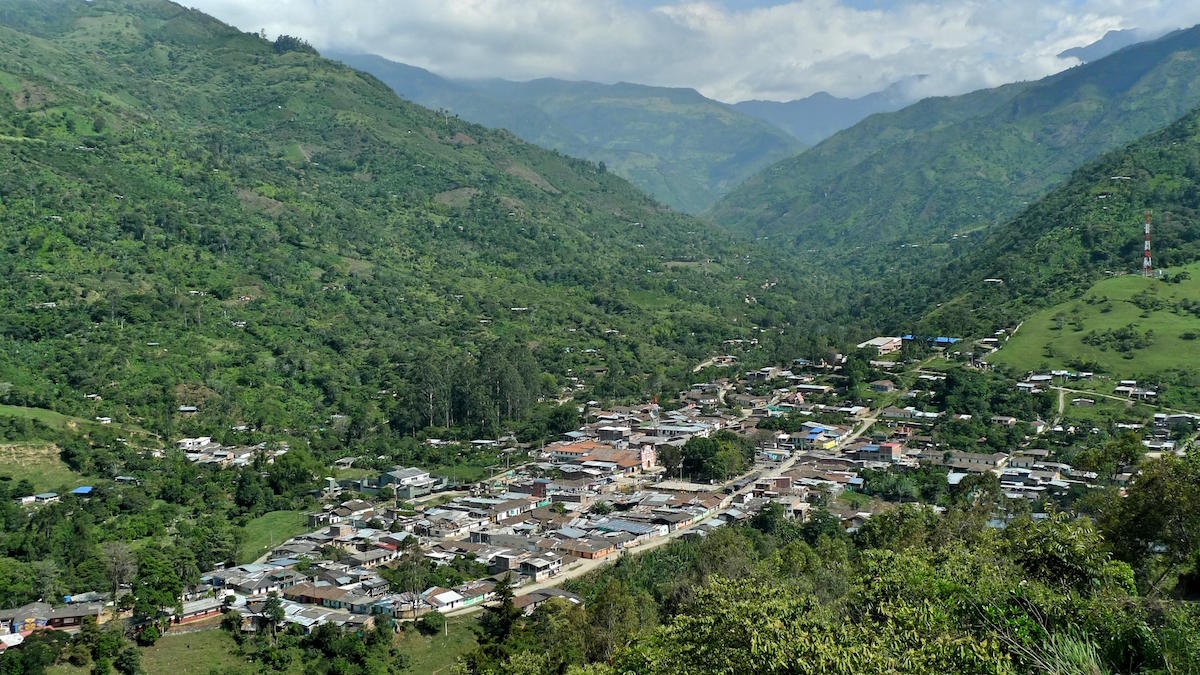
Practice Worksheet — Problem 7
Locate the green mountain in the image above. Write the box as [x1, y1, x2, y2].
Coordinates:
[0, 0, 825, 443]
[845, 103, 1200, 403]
[330, 52, 803, 213]
[986, 261, 1200, 404]
[913, 104, 1200, 338]
[1058, 28, 1159, 63]
[732, 79, 918, 146]
[710, 25, 1200, 251]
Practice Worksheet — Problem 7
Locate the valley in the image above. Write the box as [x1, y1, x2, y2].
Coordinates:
[0, 1, 1197, 674]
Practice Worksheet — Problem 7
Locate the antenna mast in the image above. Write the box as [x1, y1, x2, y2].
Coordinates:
[1143, 211, 1153, 277]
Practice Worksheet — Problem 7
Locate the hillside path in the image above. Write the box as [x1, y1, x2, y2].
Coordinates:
[1052, 385, 1199, 417]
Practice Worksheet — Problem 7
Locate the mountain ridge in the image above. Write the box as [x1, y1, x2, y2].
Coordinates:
[329, 51, 803, 213]
[710, 24, 1200, 255]
[732, 78, 921, 145]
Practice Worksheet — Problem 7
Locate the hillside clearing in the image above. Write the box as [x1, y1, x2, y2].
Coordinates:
[0, 443, 82, 492]
[988, 263, 1200, 391]
[238, 510, 309, 563]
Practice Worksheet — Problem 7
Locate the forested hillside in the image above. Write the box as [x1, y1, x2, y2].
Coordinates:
[908, 104, 1200, 339]
[711, 25, 1200, 252]
[0, 0, 829, 446]
[331, 52, 803, 213]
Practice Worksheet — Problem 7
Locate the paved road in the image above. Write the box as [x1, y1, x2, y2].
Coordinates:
[839, 415, 879, 448]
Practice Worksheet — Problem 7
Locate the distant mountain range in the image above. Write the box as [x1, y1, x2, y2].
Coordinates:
[710, 25, 1200, 256]
[732, 79, 921, 146]
[333, 52, 803, 213]
[1058, 28, 1162, 63]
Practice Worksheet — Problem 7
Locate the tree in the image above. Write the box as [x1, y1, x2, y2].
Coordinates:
[32, 560, 62, 603]
[0, 556, 36, 608]
[657, 444, 682, 478]
[131, 548, 181, 642]
[480, 573, 520, 643]
[585, 579, 650, 662]
[1098, 455, 1200, 592]
[220, 610, 245, 644]
[114, 646, 142, 675]
[263, 591, 285, 642]
[1001, 513, 1130, 594]
[616, 577, 878, 675]
[417, 610, 445, 636]
[800, 508, 844, 545]
[272, 35, 317, 55]
[101, 542, 136, 601]
[1075, 432, 1145, 478]
[531, 598, 588, 671]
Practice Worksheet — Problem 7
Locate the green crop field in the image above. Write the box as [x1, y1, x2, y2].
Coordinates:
[0, 404, 82, 431]
[989, 262, 1200, 385]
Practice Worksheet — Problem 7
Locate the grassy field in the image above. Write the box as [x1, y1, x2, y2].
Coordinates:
[989, 262, 1200, 380]
[397, 616, 479, 674]
[43, 620, 479, 675]
[333, 466, 376, 481]
[141, 629, 265, 675]
[1060, 395, 1154, 428]
[238, 510, 310, 563]
[0, 403, 81, 431]
[47, 628, 272, 675]
[0, 403, 158, 441]
[0, 443, 83, 492]
[431, 455, 504, 484]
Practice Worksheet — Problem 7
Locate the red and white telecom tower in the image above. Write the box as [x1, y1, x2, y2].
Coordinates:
[1142, 211, 1153, 277]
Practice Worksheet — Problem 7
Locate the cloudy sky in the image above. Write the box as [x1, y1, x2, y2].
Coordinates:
[187, 0, 1200, 102]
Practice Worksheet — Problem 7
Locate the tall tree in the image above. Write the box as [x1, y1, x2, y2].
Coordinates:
[101, 542, 136, 601]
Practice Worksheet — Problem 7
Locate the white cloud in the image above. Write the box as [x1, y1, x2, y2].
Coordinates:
[185, 0, 1200, 101]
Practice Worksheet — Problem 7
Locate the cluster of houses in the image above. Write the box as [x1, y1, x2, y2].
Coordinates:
[10, 485, 108, 508]
[7, 347, 1188, 647]
[326, 466, 443, 500]
[1016, 371, 1160, 403]
[0, 599, 108, 652]
[855, 335, 961, 357]
[1016, 370, 1092, 394]
[1114, 379, 1159, 401]
[176, 474, 755, 634]
[175, 437, 289, 467]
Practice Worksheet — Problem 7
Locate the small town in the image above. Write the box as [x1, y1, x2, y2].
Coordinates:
[4, 4, 1200, 670]
[5, 334, 1195, 648]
